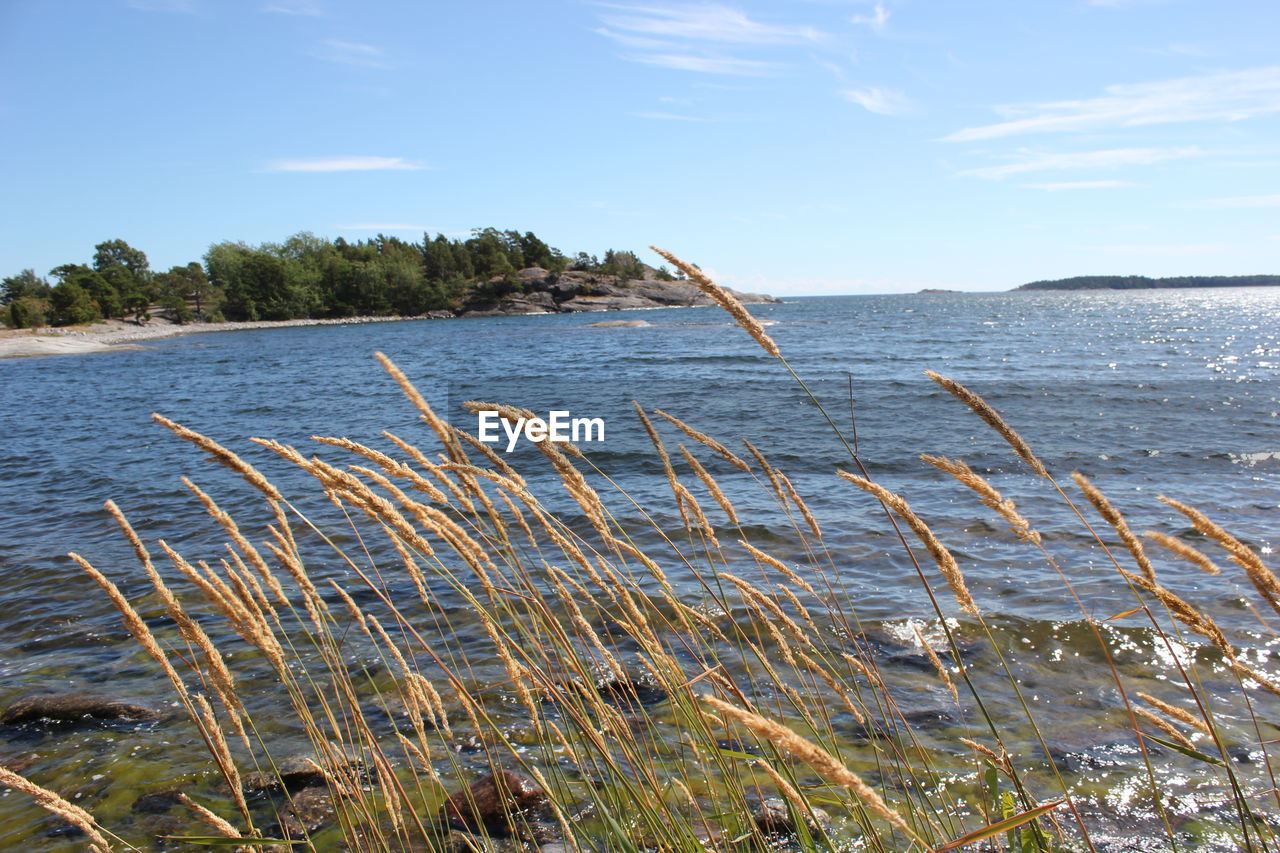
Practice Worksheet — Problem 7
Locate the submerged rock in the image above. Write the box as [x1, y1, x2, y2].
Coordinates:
[753, 796, 829, 839]
[243, 752, 365, 795]
[278, 786, 338, 838]
[0, 692, 156, 727]
[439, 771, 551, 838]
[131, 789, 185, 815]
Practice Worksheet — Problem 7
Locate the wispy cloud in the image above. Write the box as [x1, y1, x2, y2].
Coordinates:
[960, 145, 1200, 179]
[266, 156, 425, 173]
[634, 53, 776, 74]
[1025, 179, 1133, 190]
[842, 86, 911, 115]
[945, 66, 1280, 141]
[262, 0, 324, 14]
[1186, 193, 1280, 208]
[851, 2, 889, 33]
[334, 223, 432, 231]
[597, 3, 821, 44]
[594, 3, 820, 76]
[313, 39, 389, 69]
[127, 0, 196, 11]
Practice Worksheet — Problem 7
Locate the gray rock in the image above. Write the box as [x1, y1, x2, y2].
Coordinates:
[278, 786, 337, 838]
[753, 796, 829, 838]
[0, 692, 156, 726]
[243, 752, 364, 795]
[439, 771, 551, 838]
[456, 268, 779, 317]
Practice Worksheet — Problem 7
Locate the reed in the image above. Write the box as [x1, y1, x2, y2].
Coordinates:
[37, 250, 1280, 853]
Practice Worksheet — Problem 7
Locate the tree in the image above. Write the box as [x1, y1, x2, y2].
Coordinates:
[2, 269, 51, 305]
[49, 281, 97, 325]
[6, 297, 51, 329]
[92, 239, 150, 279]
[50, 264, 117, 320]
[600, 249, 644, 282]
[157, 262, 219, 322]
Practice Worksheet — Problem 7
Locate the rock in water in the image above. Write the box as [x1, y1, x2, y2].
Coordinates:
[439, 771, 550, 837]
[753, 796, 829, 838]
[243, 752, 365, 795]
[278, 786, 338, 838]
[0, 692, 156, 726]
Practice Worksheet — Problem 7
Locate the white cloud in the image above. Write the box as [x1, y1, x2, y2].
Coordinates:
[266, 156, 425, 173]
[945, 66, 1280, 141]
[960, 146, 1200, 179]
[851, 3, 889, 33]
[634, 53, 776, 75]
[597, 3, 822, 44]
[313, 39, 389, 69]
[1187, 193, 1280, 208]
[842, 86, 910, 115]
[262, 0, 324, 14]
[595, 27, 675, 51]
[1024, 180, 1133, 190]
[594, 3, 820, 76]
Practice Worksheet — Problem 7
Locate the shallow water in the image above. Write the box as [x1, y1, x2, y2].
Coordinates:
[1, 288, 1278, 849]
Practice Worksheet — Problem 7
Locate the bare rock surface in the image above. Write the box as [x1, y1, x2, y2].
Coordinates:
[458, 269, 778, 317]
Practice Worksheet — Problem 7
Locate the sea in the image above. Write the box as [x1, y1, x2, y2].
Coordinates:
[1, 288, 1277, 849]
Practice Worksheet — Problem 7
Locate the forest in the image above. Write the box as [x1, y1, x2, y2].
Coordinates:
[1016, 274, 1280, 291]
[0, 229, 668, 328]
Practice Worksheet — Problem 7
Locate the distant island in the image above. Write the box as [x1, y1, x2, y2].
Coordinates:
[1, 228, 776, 329]
[1015, 275, 1280, 291]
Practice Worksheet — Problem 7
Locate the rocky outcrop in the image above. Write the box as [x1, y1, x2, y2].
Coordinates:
[459, 268, 779, 317]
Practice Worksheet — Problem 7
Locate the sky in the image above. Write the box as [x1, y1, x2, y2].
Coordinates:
[1, 0, 1278, 295]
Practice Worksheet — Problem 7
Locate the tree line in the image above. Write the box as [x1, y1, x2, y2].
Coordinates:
[1016, 274, 1280, 291]
[1, 229, 667, 328]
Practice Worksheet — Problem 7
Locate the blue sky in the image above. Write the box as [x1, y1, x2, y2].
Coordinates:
[1, 0, 1277, 294]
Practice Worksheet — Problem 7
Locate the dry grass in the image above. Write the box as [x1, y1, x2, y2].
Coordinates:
[16, 252, 1277, 853]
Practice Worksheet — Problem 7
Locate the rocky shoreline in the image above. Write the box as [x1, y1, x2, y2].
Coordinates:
[456, 267, 778, 317]
[0, 269, 778, 360]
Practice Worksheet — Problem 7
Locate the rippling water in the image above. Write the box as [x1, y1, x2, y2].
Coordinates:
[1, 288, 1278, 848]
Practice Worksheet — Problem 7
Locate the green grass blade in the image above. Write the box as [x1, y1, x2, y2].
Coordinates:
[936, 799, 1065, 851]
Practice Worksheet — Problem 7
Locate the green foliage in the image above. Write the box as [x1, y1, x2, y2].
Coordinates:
[6, 296, 51, 328]
[49, 280, 98, 325]
[600, 249, 645, 281]
[157, 262, 219, 323]
[50, 264, 117, 321]
[1018, 274, 1280, 291]
[8, 228, 656, 326]
[2, 269, 51, 305]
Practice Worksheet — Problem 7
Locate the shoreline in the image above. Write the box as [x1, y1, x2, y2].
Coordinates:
[0, 315, 436, 360]
[0, 296, 782, 361]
